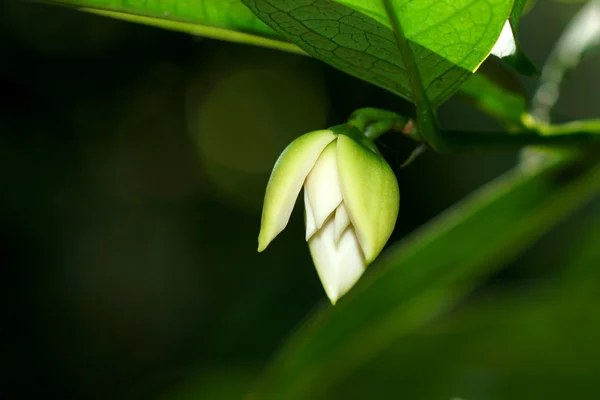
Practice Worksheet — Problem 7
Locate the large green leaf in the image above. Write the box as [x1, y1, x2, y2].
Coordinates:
[328, 292, 600, 399]
[158, 366, 258, 400]
[244, 156, 600, 399]
[559, 203, 600, 305]
[43, 0, 306, 54]
[243, 0, 514, 107]
[46, 0, 535, 114]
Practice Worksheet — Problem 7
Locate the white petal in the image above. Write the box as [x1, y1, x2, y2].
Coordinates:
[334, 203, 351, 244]
[490, 20, 517, 59]
[304, 141, 343, 238]
[308, 217, 366, 304]
[258, 130, 336, 252]
[304, 188, 317, 241]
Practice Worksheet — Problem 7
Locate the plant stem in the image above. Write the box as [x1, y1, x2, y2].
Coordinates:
[441, 128, 600, 152]
[355, 106, 600, 152]
[381, 0, 447, 152]
[435, 116, 600, 152]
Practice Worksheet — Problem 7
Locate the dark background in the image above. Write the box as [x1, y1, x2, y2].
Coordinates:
[2, 0, 599, 398]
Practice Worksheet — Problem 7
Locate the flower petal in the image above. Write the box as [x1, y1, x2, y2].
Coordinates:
[304, 141, 343, 237]
[258, 130, 336, 252]
[308, 216, 366, 304]
[304, 188, 317, 240]
[334, 203, 351, 244]
[336, 135, 399, 263]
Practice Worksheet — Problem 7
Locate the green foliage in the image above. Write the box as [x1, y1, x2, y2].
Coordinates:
[559, 204, 600, 305]
[44, 0, 305, 53]
[328, 293, 600, 399]
[242, 0, 512, 106]
[45, 0, 532, 113]
[245, 154, 600, 399]
[19, 0, 600, 399]
[501, 0, 539, 76]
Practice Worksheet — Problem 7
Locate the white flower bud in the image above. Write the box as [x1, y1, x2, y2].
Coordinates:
[258, 128, 399, 304]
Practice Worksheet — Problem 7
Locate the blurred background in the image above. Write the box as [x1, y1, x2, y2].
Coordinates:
[1, 0, 599, 398]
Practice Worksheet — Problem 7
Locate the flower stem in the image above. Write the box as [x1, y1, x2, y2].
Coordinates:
[349, 106, 600, 152]
[440, 126, 600, 152]
[381, 0, 445, 151]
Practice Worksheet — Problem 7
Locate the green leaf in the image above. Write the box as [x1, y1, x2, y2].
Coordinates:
[158, 366, 258, 400]
[496, 0, 539, 76]
[559, 203, 600, 305]
[328, 292, 600, 399]
[459, 60, 528, 127]
[554, 0, 591, 3]
[509, 0, 528, 33]
[245, 156, 600, 399]
[242, 0, 514, 107]
[44, 0, 532, 119]
[336, 134, 399, 264]
[41, 0, 306, 55]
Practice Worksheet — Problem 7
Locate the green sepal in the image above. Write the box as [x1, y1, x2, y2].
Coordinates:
[336, 135, 400, 263]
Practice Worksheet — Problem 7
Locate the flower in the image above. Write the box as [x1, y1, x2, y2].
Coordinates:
[258, 127, 399, 304]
